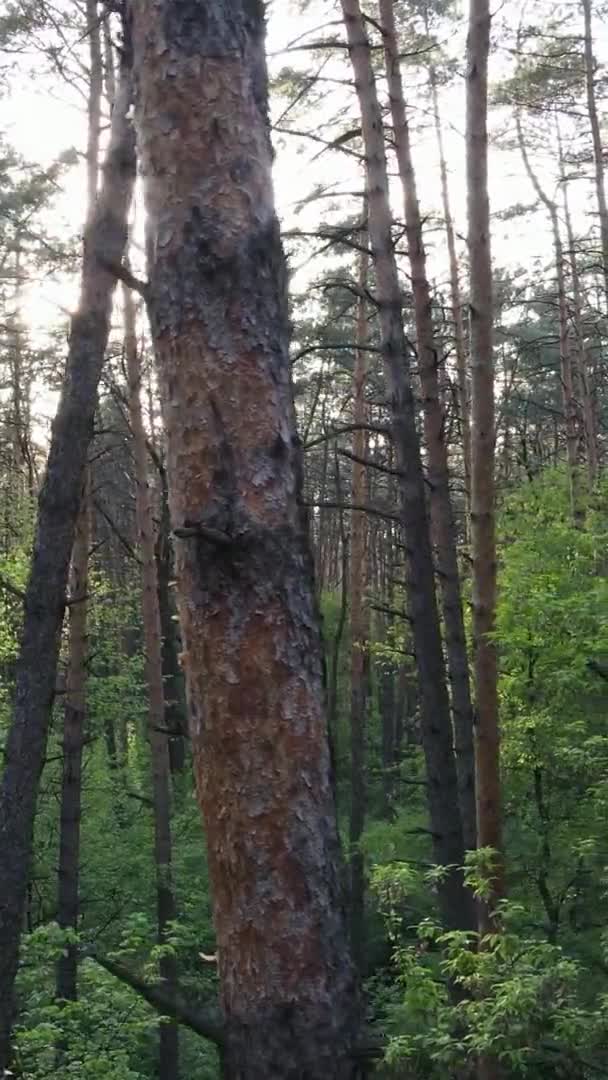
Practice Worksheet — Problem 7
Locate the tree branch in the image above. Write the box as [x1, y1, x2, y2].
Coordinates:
[88, 953, 225, 1047]
[304, 422, 389, 451]
[98, 256, 149, 299]
[338, 447, 403, 477]
[304, 499, 401, 524]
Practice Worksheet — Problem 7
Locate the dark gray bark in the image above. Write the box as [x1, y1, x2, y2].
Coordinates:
[0, 61, 135, 1072]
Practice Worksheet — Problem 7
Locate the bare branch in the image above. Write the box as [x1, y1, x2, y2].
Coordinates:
[87, 953, 225, 1047]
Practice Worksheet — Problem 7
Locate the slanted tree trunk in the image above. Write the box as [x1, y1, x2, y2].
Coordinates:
[582, 0, 608, 306]
[340, 0, 473, 933]
[0, 57, 135, 1072]
[349, 239, 370, 969]
[130, 2, 360, 1076]
[379, 0, 476, 852]
[466, 0, 503, 932]
[55, 0, 102, 1010]
[55, 479, 90, 1003]
[124, 283, 179, 1080]
[516, 113, 584, 527]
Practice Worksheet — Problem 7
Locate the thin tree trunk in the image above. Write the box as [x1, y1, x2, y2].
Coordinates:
[516, 113, 584, 527]
[85, 0, 102, 224]
[130, 2, 360, 1075]
[0, 58, 135, 1072]
[55, 478, 90, 1003]
[328, 456, 349, 751]
[156, 463, 186, 775]
[582, 0, 608, 305]
[428, 64, 471, 520]
[466, 0, 503, 932]
[557, 121, 599, 486]
[349, 239, 370, 969]
[9, 236, 34, 502]
[341, 0, 473, 933]
[379, 0, 476, 852]
[124, 283, 179, 1080]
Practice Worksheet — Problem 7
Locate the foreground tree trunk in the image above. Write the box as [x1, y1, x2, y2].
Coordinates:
[379, 0, 477, 852]
[0, 61, 135, 1071]
[124, 283, 179, 1080]
[466, 0, 503, 931]
[130, 2, 360, 1076]
[340, 0, 473, 932]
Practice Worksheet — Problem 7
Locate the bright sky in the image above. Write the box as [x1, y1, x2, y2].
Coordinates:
[1, 0, 605, 353]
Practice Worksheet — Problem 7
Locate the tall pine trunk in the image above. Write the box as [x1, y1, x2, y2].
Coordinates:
[466, 0, 503, 930]
[129, 2, 360, 1075]
[124, 283, 179, 1080]
[340, 0, 473, 932]
[349, 239, 370, 968]
[0, 59, 135, 1071]
[379, 0, 476, 852]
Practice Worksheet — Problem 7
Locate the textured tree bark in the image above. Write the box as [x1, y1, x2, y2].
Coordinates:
[349, 239, 370, 969]
[582, 0, 608, 306]
[124, 283, 179, 1080]
[56, 480, 90, 1004]
[129, 2, 360, 1076]
[379, 0, 476, 853]
[0, 60, 135, 1073]
[517, 114, 584, 528]
[466, 0, 503, 933]
[340, 0, 473, 933]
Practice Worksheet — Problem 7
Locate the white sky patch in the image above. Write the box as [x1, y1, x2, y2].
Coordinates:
[0, 0, 605, 376]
